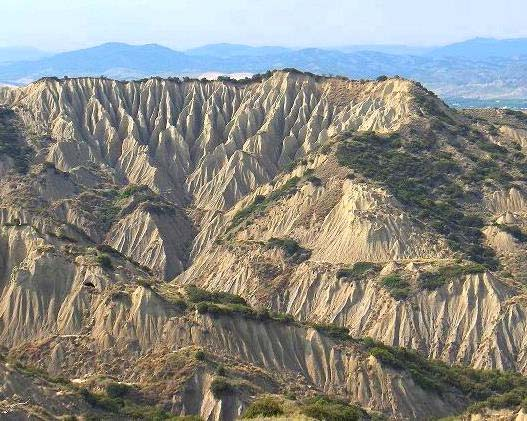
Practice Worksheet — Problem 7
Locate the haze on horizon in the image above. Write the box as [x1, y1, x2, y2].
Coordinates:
[2, 0, 527, 52]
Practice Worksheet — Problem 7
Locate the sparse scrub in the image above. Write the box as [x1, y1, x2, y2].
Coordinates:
[380, 274, 410, 299]
[96, 253, 113, 270]
[0, 107, 33, 174]
[300, 396, 368, 421]
[335, 132, 500, 269]
[336, 262, 379, 280]
[210, 377, 235, 398]
[312, 323, 351, 341]
[494, 223, 527, 243]
[418, 263, 486, 290]
[361, 337, 527, 410]
[242, 396, 284, 418]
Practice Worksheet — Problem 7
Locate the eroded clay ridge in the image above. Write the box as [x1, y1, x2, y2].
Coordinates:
[0, 71, 422, 211]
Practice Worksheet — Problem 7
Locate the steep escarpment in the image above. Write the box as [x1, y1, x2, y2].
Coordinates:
[2, 71, 527, 419]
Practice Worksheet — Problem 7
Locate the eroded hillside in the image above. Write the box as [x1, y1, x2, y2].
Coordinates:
[1, 70, 527, 419]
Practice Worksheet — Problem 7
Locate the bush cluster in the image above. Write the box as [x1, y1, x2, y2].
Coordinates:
[361, 337, 527, 412]
[418, 263, 486, 290]
[335, 132, 499, 268]
[380, 274, 410, 299]
[336, 262, 380, 280]
[242, 396, 284, 418]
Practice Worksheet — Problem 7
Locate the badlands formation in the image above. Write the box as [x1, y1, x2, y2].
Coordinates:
[0, 70, 527, 419]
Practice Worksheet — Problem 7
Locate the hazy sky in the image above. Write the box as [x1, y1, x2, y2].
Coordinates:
[2, 0, 527, 51]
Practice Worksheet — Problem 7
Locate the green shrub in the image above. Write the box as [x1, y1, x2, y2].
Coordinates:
[300, 396, 366, 421]
[271, 312, 296, 324]
[80, 388, 122, 413]
[136, 278, 155, 289]
[266, 238, 311, 262]
[105, 382, 133, 398]
[184, 285, 247, 306]
[267, 237, 301, 256]
[96, 253, 113, 270]
[242, 397, 284, 418]
[210, 377, 235, 398]
[195, 301, 257, 318]
[336, 262, 379, 280]
[118, 184, 148, 199]
[215, 365, 227, 377]
[313, 323, 351, 341]
[380, 274, 410, 299]
[368, 347, 403, 369]
[419, 263, 487, 290]
[306, 175, 323, 186]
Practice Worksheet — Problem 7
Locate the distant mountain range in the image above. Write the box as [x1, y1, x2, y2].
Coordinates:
[1, 38, 526, 99]
[0, 46, 49, 64]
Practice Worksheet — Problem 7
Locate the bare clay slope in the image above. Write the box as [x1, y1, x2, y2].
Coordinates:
[2, 72, 527, 419]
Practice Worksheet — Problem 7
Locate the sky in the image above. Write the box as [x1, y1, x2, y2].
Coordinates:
[1, 0, 527, 51]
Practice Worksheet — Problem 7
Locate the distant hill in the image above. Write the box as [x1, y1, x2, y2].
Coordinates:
[335, 44, 433, 55]
[429, 37, 527, 59]
[186, 43, 291, 57]
[0, 46, 49, 64]
[0, 39, 526, 98]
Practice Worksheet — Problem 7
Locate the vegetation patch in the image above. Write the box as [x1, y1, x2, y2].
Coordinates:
[380, 274, 410, 300]
[0, 107, 33, 174]
[494, 223, 527, 243]
[312, 324, 351, 341]
[229, 176, 300, 230]
[95, 253, 113, 270]
[335, 132, 499, 268]
[105, 382, 134, 398]
[184, 285, 247, 306]
[299, 396, 369, 421]
[8, 357, 183, 419]
[242, 396, 284, 418]
[418, 262, 487, 290]
[210, 377, 236, 398]
[118, 184, 150, 199]
[336, 262, 380, 280]
[361, 337, 527, 413]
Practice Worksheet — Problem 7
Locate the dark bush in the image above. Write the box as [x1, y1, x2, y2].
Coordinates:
[336, 262, 379, 280]
[184, 285, 247, 306]
[313, 323, 351, 341]
[210, 377, 235, 398]
[381, 274, 410, 299]
[96, 253, 113, 270]
[300, 396, 366, 421]
[105, 382, 133, 398]
[242, 397, 284, 418]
